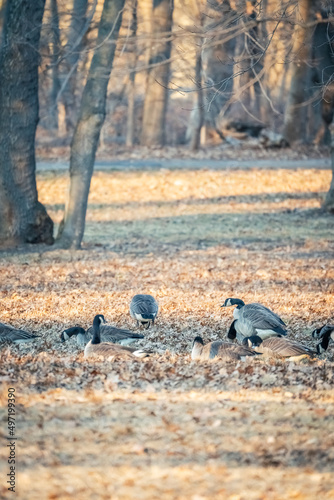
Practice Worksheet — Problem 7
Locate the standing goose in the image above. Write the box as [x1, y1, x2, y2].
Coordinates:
[60, 325, 144, 348]
[243, 335, 316, 359]
[191, 336, 260, 361]
[312, 324, 334, 354]
[0, 322, 40, 343]
[222, 298, 287, 342]
[129, 294, 158, 329]
[84, 315, 150, 360]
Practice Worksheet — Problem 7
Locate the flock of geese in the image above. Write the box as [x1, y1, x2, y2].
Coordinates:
[0, 294, 333, 362]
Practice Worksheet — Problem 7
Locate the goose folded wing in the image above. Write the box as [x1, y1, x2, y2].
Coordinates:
[251, 303, 286, 326]
[86, 342, 135, 359]
[87, 325, 144, 341]
[243, 305, 287, 334]
[209, 341, 258, 360]
[0, 323, 39, 341]
[132, 299, 157, 317]
[264, 338, 311, 356]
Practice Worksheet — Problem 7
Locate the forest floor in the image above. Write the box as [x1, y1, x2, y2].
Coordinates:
[1, 150, 334, 499]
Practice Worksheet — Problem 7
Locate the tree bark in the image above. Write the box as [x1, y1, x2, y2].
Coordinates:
[189, 43, 204, 151]
[0, 0, 54, 248]
[323, 124, 334, 212]
[126, 0, 137, 147]
[61, 0, 89, 132]
[201, 0, 236, 142]
[283, 0, 312, 144]
[140, 0, 174, 146]
[228, 1, 262, 124]
[57, 0, 125, 249]
[312, 10, 334, 145]
[260, 0, 293, 124]
[48, 0, 61, 130]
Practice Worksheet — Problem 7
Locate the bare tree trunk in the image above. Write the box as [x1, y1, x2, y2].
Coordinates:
[0, 0, 54, 248]
[49, 0, 61, 130]
[228, 1, 262, 125]
[323, 124, 334, 212]
[126, 0, 137, 147]
[189, 43, 204, 151]
[261, 0, 293, 124]
[136, 0, 152, 69]
[140, 0, 174, 146]
[312, 9, 334, 145]
[57, 0, 125, 249]
[283, 0, 312, 144]
[185, 0, 204, 151]
[61, 0, 89, 132]
[201, 0, 236, 141]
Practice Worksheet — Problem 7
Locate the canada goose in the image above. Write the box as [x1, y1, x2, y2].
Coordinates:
[0, 322, 40, 343]
[84, 315, 150, 360]
[191, 336, 260, 361]
[60, 325, 144, 347]
[243, 335, 315, 359]
[222, 298, 287, 342]
[312, 324, 334, 353]
[129, 294, 158, 329]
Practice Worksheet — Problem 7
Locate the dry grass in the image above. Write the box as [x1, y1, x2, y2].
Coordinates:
[0, 162, 334, 499]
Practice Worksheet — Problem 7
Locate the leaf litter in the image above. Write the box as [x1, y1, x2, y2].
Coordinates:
[0, 162, 334, 499]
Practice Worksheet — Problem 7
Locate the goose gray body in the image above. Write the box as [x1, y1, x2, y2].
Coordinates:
[191, 336, 259, 361]
[312, 324, 334, 354]
[222, 298, 287, 342]
[129, 294, 158, 329]
[0, 322, 40, 343]
[84, 315, 150, 360]
[60, 325, 144, 348]
[243, 335, 315, 359]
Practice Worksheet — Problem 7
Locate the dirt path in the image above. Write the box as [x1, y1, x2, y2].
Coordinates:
[36, 158, 331, 172]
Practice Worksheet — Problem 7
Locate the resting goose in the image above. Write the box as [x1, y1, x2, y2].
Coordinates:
[312, 324, 334, 354]
[60, 325, 144, 347]
[129, 294, 158, 329]
[222, 298, 287, 342]
[0, 322, 40, 343]
[191, 336, 260, 361]
[243, 335, 315, 359]
[84, 315, 150, 360]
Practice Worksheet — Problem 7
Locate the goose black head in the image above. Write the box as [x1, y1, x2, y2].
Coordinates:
[192, 336, 204, 347]
[316, 326, 334, 354]
[221, 298, 245, 308]
[312, 324, 334, 339]
[93, 315, 106, 328]
[312, 325, 325, 339]
[242, 335, 263, 348]
[60, 327, 85, 342]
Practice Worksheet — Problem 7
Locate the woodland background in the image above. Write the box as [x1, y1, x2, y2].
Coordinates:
[0, 1, 334, 499]
[1, 0, 334, 249]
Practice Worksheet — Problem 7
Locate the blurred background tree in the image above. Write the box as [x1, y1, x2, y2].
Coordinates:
[0, 0, 54, 247]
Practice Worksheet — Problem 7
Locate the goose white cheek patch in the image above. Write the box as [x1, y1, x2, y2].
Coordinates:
[135, 313, 148, 321]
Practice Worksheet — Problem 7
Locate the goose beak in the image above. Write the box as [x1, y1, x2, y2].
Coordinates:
[60, 333, 65, 342]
